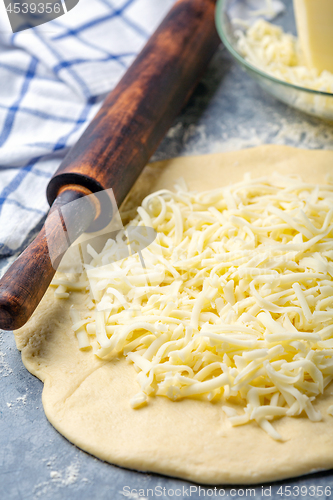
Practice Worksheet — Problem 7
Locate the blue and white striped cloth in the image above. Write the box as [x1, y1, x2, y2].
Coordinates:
[0, 0, 175, 257]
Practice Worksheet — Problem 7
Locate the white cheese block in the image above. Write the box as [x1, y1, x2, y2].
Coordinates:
[293, 0, 333, 73]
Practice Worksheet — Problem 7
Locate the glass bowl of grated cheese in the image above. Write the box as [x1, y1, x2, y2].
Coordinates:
[215, 0, 333, 121]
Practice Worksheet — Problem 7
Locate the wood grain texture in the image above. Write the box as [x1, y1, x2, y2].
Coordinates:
[47, 0, 220, 206]
[0, 0, 220, 331]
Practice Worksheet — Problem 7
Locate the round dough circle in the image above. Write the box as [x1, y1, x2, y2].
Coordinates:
[14, 145, 333, 484]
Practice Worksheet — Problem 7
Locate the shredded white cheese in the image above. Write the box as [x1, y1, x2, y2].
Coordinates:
[63, 173, 333, 440]
[50, 279, 88, 299]
[236, 19, 333, 95]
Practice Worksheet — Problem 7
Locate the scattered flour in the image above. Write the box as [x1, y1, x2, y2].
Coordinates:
[274, 117, 333, 148]
[50, 471, 61, 480]
[164, 115, 333, 159]
[0, 331, 13, 377]
[33, 460, 81, 498]
[6, 393, 27, 409]
[0, 351, 13, 377]
[48, 460, 79, 486]
[166, 122, 183, 139]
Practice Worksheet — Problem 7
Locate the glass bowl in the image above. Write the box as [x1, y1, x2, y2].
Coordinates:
[215, 0, 333, 121]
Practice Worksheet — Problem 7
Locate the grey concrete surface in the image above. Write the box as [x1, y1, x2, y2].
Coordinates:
[2, 7, 333, 500]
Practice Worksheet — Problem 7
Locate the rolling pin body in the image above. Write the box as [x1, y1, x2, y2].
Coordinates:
[47, 0, 220, 206]
[0, 0, 220, 331]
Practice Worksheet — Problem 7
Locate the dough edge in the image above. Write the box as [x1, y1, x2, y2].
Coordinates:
[14, 145, 333, 485]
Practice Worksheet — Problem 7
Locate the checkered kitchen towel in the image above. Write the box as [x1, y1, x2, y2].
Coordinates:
[0, 0, 175, 257]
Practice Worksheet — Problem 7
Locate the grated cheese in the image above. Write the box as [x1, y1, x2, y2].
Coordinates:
[50, 279, 88, 299]
[62, 173, 333, 440]
[236, 19, 333, 95]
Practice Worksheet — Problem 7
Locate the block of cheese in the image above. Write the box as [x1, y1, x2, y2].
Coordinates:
[293, 0, 333, 73]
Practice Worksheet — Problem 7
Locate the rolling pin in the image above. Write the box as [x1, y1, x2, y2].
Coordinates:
[0, 0, 220, 331]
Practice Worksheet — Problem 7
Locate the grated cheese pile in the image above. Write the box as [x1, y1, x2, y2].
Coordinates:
[236, 19, 333, 95]
[56, 173, 333, 441]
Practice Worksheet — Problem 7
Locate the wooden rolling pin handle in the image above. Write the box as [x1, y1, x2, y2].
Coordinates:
[0, 187, 96, 331]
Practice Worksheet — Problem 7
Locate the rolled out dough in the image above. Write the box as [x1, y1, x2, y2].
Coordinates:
[14, 145, 333, 484]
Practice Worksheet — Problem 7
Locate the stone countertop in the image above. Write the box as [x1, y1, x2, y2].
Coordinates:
[2, 21, 333, 500]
